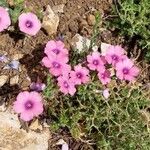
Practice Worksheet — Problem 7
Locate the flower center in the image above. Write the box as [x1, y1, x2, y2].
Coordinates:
[76, 72, 82, 79]
[52, 49, 60, 54]
[25, 20, 33, 28]
[52, 62, 60, 68]
[25, 100, 33, 110]
[101, 73, 106, 79]
[93, 60, 99, 65]
[63, 81, 69, 88]
[112, 55, 118, 61]
[123, 68, 129, 74]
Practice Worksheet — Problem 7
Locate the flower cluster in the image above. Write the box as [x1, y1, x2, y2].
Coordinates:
[87, 45, 139, 85]
[105, 45, 139, 81]
[0, 6, 41, 35]
[43, 41, 140, 96]
[42, 40, 90, 96]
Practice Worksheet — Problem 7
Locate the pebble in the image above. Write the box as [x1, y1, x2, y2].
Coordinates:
[87, 14, 96, 26]
[71, 34, 98, 53]
[101, 42, 111, 56]
[11, 53, 24, 60]
[10, 75, 19, 85]
[42, 5, 59, 35]
[30, 119, 43, 131]
[0, 75, 8, 87]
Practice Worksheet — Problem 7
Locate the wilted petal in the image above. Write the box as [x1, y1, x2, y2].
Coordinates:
[30, 82, 46, 92]
[4, 60, 20, 70]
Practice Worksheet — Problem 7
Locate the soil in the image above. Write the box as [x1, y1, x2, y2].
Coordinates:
[1, 0, 149, 149]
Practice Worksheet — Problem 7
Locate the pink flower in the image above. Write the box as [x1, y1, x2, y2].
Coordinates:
[0, 7, 11, 32]
[13, 91, 43, 121]
[18, 12, 41, 36]
[105, 45, 125, 66]
[57, 75, 76, 96]
[87, 52, 105, 71]
[42, 55, 71, 76]
[70, 64, 90, 85]
[44, 40, 68, 58]
[103, 88, 110, 99]
[115, 58, 140, 81]
[98, 70, 111, 85]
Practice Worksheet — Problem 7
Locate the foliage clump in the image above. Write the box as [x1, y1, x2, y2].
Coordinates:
[107, 0, 150, 60]
[44, 74, 150, 149]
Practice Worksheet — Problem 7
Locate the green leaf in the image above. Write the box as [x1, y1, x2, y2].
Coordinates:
[0, 0, 8, 7]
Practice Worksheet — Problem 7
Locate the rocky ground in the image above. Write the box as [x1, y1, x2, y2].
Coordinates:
[1, 0, 149, 149]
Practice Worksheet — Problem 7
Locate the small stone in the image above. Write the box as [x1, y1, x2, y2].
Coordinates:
[52, 4, 64, 14]
[11, 53, 24, 60]
[42, 5, 59, 35]
[6, 0, 14, 6]
[87, 14, 96, 26]
[0, 103, 7, 112]
[0, 75, 8, 87]
[101, 42, 111, 56]
[30, 119, 43, 131]
[71, 34, 98, 53]
[10, 75, 19, 85]
[21, 76, 31, 90]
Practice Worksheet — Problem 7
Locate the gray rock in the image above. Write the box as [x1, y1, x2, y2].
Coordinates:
[0, 110, 50, 150]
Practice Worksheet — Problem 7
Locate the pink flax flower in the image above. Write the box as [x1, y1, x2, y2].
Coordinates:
[42, 55, 71, 76]
[70, 64, 90, 85]
[105, 45, 125, 66]
[13, 91, 43, 121]
[0, 7, 11, 32]
[115, 58, 140, 81]
[98, 70, 111, 85]
[87, 52, 105, 71]
[44, 40, 68, 58]
[57, 75, 76, 96]
[18, 12, 41, 36]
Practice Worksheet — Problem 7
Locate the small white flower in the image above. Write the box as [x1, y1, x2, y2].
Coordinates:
[103, 88, 110, 99]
